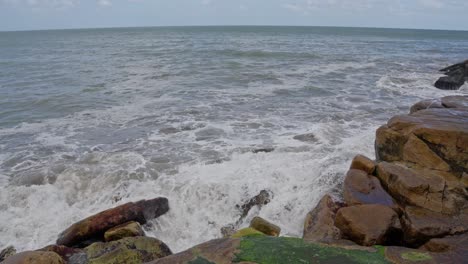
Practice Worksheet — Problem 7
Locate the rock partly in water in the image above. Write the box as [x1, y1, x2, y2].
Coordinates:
[410, 99, 444, 114]
[293, 133, 318, 143]
[343, 169, 396, 208]
[303, 194, 343, 243]
[335, 204, 401, 246]
[56, 197, 169, 247]
[249, 217, 281, 237]
[0, 246, 16, 262]
[73, 236, 172, 264]
[236, 190, 272, 221]
[2, 251, 65, 264]
[104, 221, 145, 242]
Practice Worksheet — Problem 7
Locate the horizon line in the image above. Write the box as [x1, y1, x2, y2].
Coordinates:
[2, 24, 468, 33]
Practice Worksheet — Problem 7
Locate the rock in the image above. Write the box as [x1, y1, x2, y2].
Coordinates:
[441, 95, 468, 109]
[37, 245, 82, 262]
[410, 99, 444, 114]
[231, 228, 265, 238]
[293, 133, 318, 143]
[421, 233, 468, 253]
[303, 194, 343, 242]
[236, 190, 271, 220]
[0, 246, 16, 262]
[149, 236, 391, 264]
[335, 204, 401, 246]
[251, 147, 275, 154]
[376, 105, 468, 176]
[343, 169, 396, 208]
[76, 236, 172, 264]
[57, 197, 169, 247]
[434, 61, 468, 90]
[384, 247, 435, 264]
[400, 206, 468, 247]
[2, 251, 65, 264]
[376, 162, 465, 214]
[104, 221, 145, 242]
[249, 217, 280, 236]
[349, 155, 376, 174]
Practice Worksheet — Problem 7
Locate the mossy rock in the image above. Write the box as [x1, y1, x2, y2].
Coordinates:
[231, 228, 265, 238]
[84, 236, 172, 264]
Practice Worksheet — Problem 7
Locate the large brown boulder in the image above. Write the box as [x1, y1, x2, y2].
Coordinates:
[36, 245, 82, 262]
[349, 155, 376, 174]
[376, 97, 468, 176]
[303, 194, 343, 242]
[376, 162, 466, 214]
[343, 169, 396, 208]
[2, 251, 65, 264]
[400, 206, 468, 247]
[57, 197, 169, 247]
[335, 204, 401, 246]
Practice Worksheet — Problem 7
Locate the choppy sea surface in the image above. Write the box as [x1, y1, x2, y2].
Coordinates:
[0, 26, 467, 252]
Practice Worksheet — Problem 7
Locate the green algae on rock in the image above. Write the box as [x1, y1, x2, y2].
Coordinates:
[231, 228, 265, 238]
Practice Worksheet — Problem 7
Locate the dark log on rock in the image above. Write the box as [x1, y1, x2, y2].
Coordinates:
[57, 197, 169, 247]
[435, 60, 468, 90]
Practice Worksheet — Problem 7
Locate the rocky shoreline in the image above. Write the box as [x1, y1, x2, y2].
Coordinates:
[1, 95, 467, 264]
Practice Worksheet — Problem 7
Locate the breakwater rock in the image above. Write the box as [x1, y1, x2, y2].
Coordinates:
[2, 96, 467, 264]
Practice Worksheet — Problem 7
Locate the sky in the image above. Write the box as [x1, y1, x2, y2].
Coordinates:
[1, 0, 467, 31]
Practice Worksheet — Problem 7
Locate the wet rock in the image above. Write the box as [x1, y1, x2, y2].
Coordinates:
[78, 236, 172, 264]
[343, 169, 396, 208]
[249, 217, 281, 236]
[57, 197, 169, 247]
[400, 206, 468, 247]
[104, 221, 145, 242]
[251, 147, 275, 154]
[237, 190, 271, 220]
[335, 204, 401, 246]
[2, 251, 65, 264]
[349, 155, 376, 175]
[376, 162, 465, 214]
[303, 194, 343, 243]
[37, 245, 82, 262]
[410, 99, 444, 114]
[293, 133, 318, 143]
[0, 246, 16, 262]
[441, 95, 468, 109]
[384, 247, 435, 264]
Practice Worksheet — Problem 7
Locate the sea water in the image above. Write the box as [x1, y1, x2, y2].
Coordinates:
[0, 26, 467, 252]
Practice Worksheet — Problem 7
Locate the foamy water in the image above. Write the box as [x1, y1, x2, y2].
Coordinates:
[0, 26, 467, 252]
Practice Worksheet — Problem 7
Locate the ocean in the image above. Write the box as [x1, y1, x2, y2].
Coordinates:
[0, 26, 467, 252]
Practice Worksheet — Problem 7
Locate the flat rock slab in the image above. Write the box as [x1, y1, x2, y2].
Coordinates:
[57, 197, 169, 247]
[149, 236, 392, 264]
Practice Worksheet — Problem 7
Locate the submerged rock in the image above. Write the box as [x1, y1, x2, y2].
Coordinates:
[303, 194, 343, 243]
[335, 204, 401, 246]
[104, 221, 145, 242]
[293, 133, 318, 143]
[249, 217, 281, 237]
[2, 251, 65, 264]
[57, 197, 169, 247]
